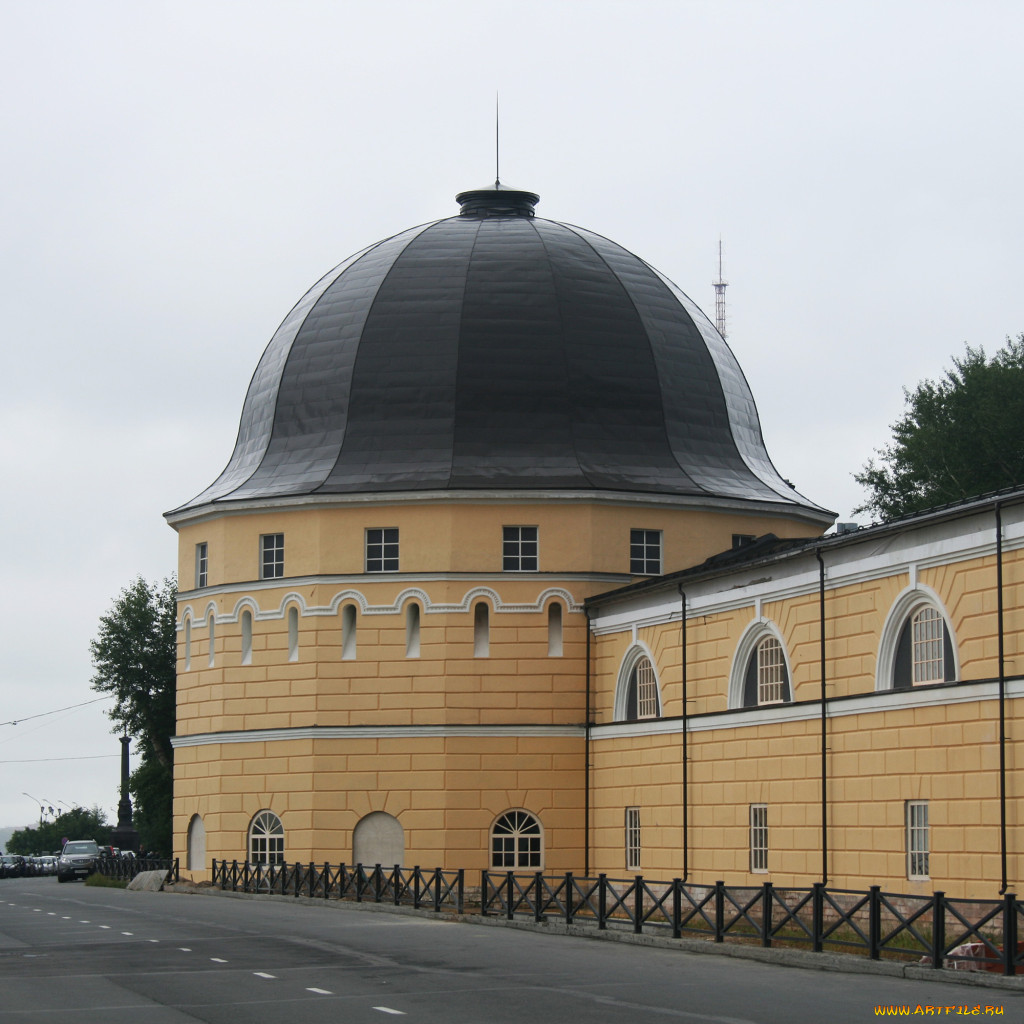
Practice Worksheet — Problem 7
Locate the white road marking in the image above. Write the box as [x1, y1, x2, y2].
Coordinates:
[307, 988, 333, 995]
[121, 932, 133, 936]
[178, 947, 192, 952]
[254, 972, 276, 979]
[62, 916, 70, 920]
[98, 925, 111, 930]
[33, 909, 41, 913]
[147, 939, 159, 943]
[210, 957, 228, 963]
[373, 1009, 406, 1016]
[47, 912, 56, 916]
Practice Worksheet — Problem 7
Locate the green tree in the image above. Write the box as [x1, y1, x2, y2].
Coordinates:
[6, 806, 110, 856]
[854, 335, 1024, 520]
[90, 577, 177, 855]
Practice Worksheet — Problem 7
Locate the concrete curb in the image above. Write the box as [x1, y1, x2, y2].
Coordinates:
[161, 882, 1024, 991]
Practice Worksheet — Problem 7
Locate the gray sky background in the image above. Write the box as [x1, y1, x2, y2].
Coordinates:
[1, 0, 1021, 836]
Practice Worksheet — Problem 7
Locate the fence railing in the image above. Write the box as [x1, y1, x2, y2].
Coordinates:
[480, 873, 1023, 976]
[204, 862, 1022, 977]
[95, 856, 180, 885]
[210, 860, 464, 913]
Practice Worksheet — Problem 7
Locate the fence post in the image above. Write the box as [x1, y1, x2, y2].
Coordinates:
[506, 871, 515, 920]
[1003, 892, 1018, 977]
[374, 864, 382, 903]
[931, 891, 945, 970]
[812, 883, 824, 953]
[672, 879, 682, 940]
[869, 886, 881, 960]
[480, 870, 488, 916]
[393, 865, 401, 906]
[434, 867, 442, 913]
[634, 876, 644, 934]
[598, 874, 608, 930]
[762, 882, 773, 948]
[566, 873, 575, 926]
[534, 872, 544, 923]
[714, 881, 725, 943]
[457, 869, 464, 914]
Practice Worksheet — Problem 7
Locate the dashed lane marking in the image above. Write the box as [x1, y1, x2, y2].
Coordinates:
[98, 925, 111, 930]
[254, 972, 276, 979]
[307, 988, 333, 995]
[373, 1009, 406, 1016]
[210, 958, 228, 963]
[121, 932, 133, 936]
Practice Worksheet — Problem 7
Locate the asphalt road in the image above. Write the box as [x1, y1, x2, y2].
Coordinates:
[1, 877, 1021, 1023]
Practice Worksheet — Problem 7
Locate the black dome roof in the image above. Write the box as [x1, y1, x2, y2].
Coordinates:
[175, 183, 828, 521]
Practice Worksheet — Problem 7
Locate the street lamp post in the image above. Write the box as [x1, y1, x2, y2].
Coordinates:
[22, 792, 44, 827]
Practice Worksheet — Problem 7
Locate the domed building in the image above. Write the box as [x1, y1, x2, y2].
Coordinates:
[167, 182, 834, 876]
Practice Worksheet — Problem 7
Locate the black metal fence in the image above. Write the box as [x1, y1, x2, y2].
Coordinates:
[211, 860, 464, 913]
[204, 862, 1022, 977]
[95, 856, 180, 885]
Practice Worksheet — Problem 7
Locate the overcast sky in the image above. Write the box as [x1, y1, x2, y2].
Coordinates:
[1, 0, 1021, 835]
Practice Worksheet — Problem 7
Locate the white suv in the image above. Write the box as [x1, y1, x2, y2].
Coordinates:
[57, 840, 100, 883]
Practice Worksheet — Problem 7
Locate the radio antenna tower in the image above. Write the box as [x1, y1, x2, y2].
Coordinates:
[713, 237, 728, 340]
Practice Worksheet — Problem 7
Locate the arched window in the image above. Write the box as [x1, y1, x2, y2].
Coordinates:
[287, 606, 299, 662]
[474, 602, 490, 658]
[893, 605, 955, 689]
[186, 813, 206, 871]
[342, 604, 357, 661]
[248, 810, 284, 865]
[491, 810, 542, 870]
[615, 648, 663, 722]
[241, 610, 253, 666]
[547, 602, 563, 657]
[405, 603, 421, 658]
[877, 588, 958, 691]
[730, 621, 792, 708]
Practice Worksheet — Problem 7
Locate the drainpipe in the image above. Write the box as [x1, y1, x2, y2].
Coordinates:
[585, 607, 592, 878]
[816, 549, 828, 886]
[996, 503, 1008, 894]
[678, 586, 689, 883]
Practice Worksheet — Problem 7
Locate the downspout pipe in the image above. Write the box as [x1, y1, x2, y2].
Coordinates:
[996, 503, 1008, 894]
[816, 549, 828, 886]
[585, 607, 592, 879]
[678, 585, 689, 884]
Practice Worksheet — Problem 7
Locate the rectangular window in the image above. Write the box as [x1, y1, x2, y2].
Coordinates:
[907, 800, 929, 879]
[749, 804, 768, 873]
[635, 658, 659, 719]
[366, 528, 399, 572]
[195, 542, 208, 589]
[757, 638, 786, 705]
[260, 534, 284, 580]
[503, 526, 538, 571]
[629, 529, 662, 574]
[912, 608, 944, 683]
[625, 807, 641, 871]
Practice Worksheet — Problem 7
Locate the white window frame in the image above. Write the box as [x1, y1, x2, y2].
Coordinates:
[629, 529, 662, 575]
[249, 810, 284, 866]
[750, 804, 768, 873]
[490, 810, 542, 870]
[906, 800, 930, 880]
[756, 637, 786, 705]
[195, 542, 208, 589]
[366, 527, 399, 573]
[503, 525, 539, 572]
[260, 533, 284, 580]
[625, 807, 641, 871]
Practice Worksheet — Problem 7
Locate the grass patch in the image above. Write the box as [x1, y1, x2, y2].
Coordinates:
[84, 873, 127, 889]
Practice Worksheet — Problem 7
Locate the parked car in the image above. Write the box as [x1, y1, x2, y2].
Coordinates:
[0, 855, 25, 878]
[56, 840, 100, 882]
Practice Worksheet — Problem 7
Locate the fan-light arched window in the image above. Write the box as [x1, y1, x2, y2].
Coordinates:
[892, 604, 955, 689]
[491, 810, 542, 870]
[730, 622, 792, 709]
[249, 810, 284, 865]
[615, 648, 663, 722]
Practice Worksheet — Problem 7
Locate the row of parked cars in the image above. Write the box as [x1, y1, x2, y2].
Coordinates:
[0, 854, 58, 877]
[1, 843, 136, 882]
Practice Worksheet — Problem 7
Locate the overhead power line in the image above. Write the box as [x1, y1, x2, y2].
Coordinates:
[0, 695, 112, 729]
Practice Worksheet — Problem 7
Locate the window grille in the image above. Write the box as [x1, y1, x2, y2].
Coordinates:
[750, 804, 768, 872]
[503, 526, 538, 571]
[195, 542, 208, 588]
[366, 528, 399, 572]
[912, 608, 944, 683]
[757, 637, 785, 704]
[636, 658, 659, 719]
[260, 534, 284, 579]
[491, 810, 542, 869]
[625, 807, 641, 871]
[249, 810, 284, 865]
[907, 800, 929, 879]
[630, 529, 662, 574]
